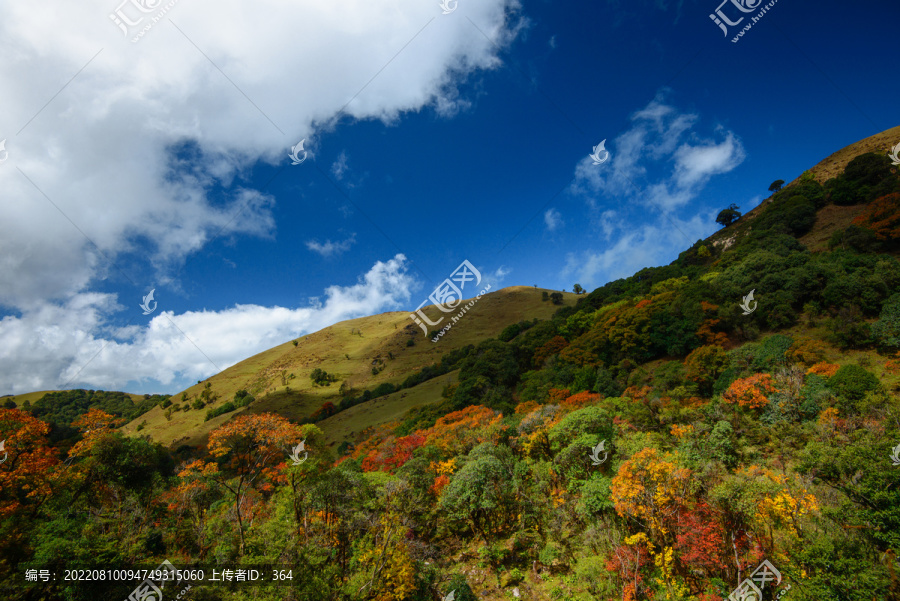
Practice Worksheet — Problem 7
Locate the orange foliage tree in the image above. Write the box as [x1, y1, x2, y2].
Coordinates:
[562, 391, 601, 409]
[548, 388, 570, 403]
[696, 301, 729, 347]
[0, 408, 61, 519]
[722, 374, 778, 409]
[422, 405, 503, 457]
[853, 192, 900, 241]
[68, 408, 126, 458]
[675, 502, 729, 578]
[177, 412, 304, 554]
[807, 362, 840, 378]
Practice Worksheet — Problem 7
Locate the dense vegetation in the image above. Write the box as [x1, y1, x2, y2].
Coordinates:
[1, 152, 900, 600]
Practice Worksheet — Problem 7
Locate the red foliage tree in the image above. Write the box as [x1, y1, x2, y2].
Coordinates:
[675, 502, 729, 577]
[533, 335, 569, 367]
[361, 432, 426, 473]
[853, 192, 900, 241]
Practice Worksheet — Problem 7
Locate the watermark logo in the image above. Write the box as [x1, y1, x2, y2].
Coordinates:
[125, 559, 186, 601]
[109, 0, 181, 43]
[0, 440, 6, 464]
[409, 260, 491, 340]
[729, 559, 782, 601]
[709, 0, 762, 35]
[0, 139, 8, 163]
[739, 289, 757, 315]
[289, 440, 308, 465]
[439, 0, 458, 14]
[889, 143, 900, 167]
[289, 140, 308, 165]
[442, 590, 456, 601]
[590, 140, 610, 165]
[589, 439, 608, 465]
[140, 289, 157, 315]
[710, 0, 780, 43]
[890, 442, 900, 466]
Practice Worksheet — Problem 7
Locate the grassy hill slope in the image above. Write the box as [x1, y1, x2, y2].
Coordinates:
[121, 286, 578, 447]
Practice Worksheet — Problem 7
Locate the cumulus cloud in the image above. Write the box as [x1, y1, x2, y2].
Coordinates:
[305, 233, 357, 258]
[0, 0, 523, 392]
[571, 92, 745, 213]
[565, 92, 746, 289]
[0, 255, 416, 394]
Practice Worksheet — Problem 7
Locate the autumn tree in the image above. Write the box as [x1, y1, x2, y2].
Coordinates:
[852, 192, 900, 243]
[178, 412, 304, 554]
[360, 432, 425, 474]
[610, 448, 691, 540]
[422, 405, 503, 457]
[533, 335, 569, 367]
[0, 408, 61, 519]
[722, 373, 778, 409]
[684, 345, 729, 397]
[354, 480, 417, 600]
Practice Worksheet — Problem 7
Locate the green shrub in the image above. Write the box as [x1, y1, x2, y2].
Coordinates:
[827, 365, 880, 402]
[872, 293, 900, 351]
[204, 401, 237, 422]
[372, 382, 396, 398]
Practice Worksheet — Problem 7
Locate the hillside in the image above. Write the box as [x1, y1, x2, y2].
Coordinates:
[120, 286, 578, 448]
[3, 127, 900, 601]
[708, 124, 900, 253]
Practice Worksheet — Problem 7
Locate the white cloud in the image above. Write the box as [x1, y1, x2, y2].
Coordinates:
[571, 92, 745, 213]
[331, 151, 349, 181]
[0, 0, 523, 392]
[483, 265, 510, 291]
[565, 92, 746, 289]
[562, 214, 710, 289]
[544, 208, 563, 231]
[0, 256, 416, 394]
[0, 0, 522, 310]
[305, 233, 357, 258]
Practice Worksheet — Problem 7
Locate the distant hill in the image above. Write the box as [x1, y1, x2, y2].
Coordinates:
[119, 286, 579, 449]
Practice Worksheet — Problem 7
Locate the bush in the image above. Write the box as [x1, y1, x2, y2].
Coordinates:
[205, 401, 237, 421]
[549, 292, 563, 305]
[372, 382, 397, 398]
[234, 390, 254, 407]
[872, 293, 900, 351]
[310, 368, 337, 386]
[827, 364, 880, 403]
[828, 225, 882, 253]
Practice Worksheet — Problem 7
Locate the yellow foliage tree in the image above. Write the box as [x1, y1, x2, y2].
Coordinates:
[610, 448, 691, 539]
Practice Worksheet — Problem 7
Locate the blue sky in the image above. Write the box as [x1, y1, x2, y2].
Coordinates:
[0, 0, 897, 395]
